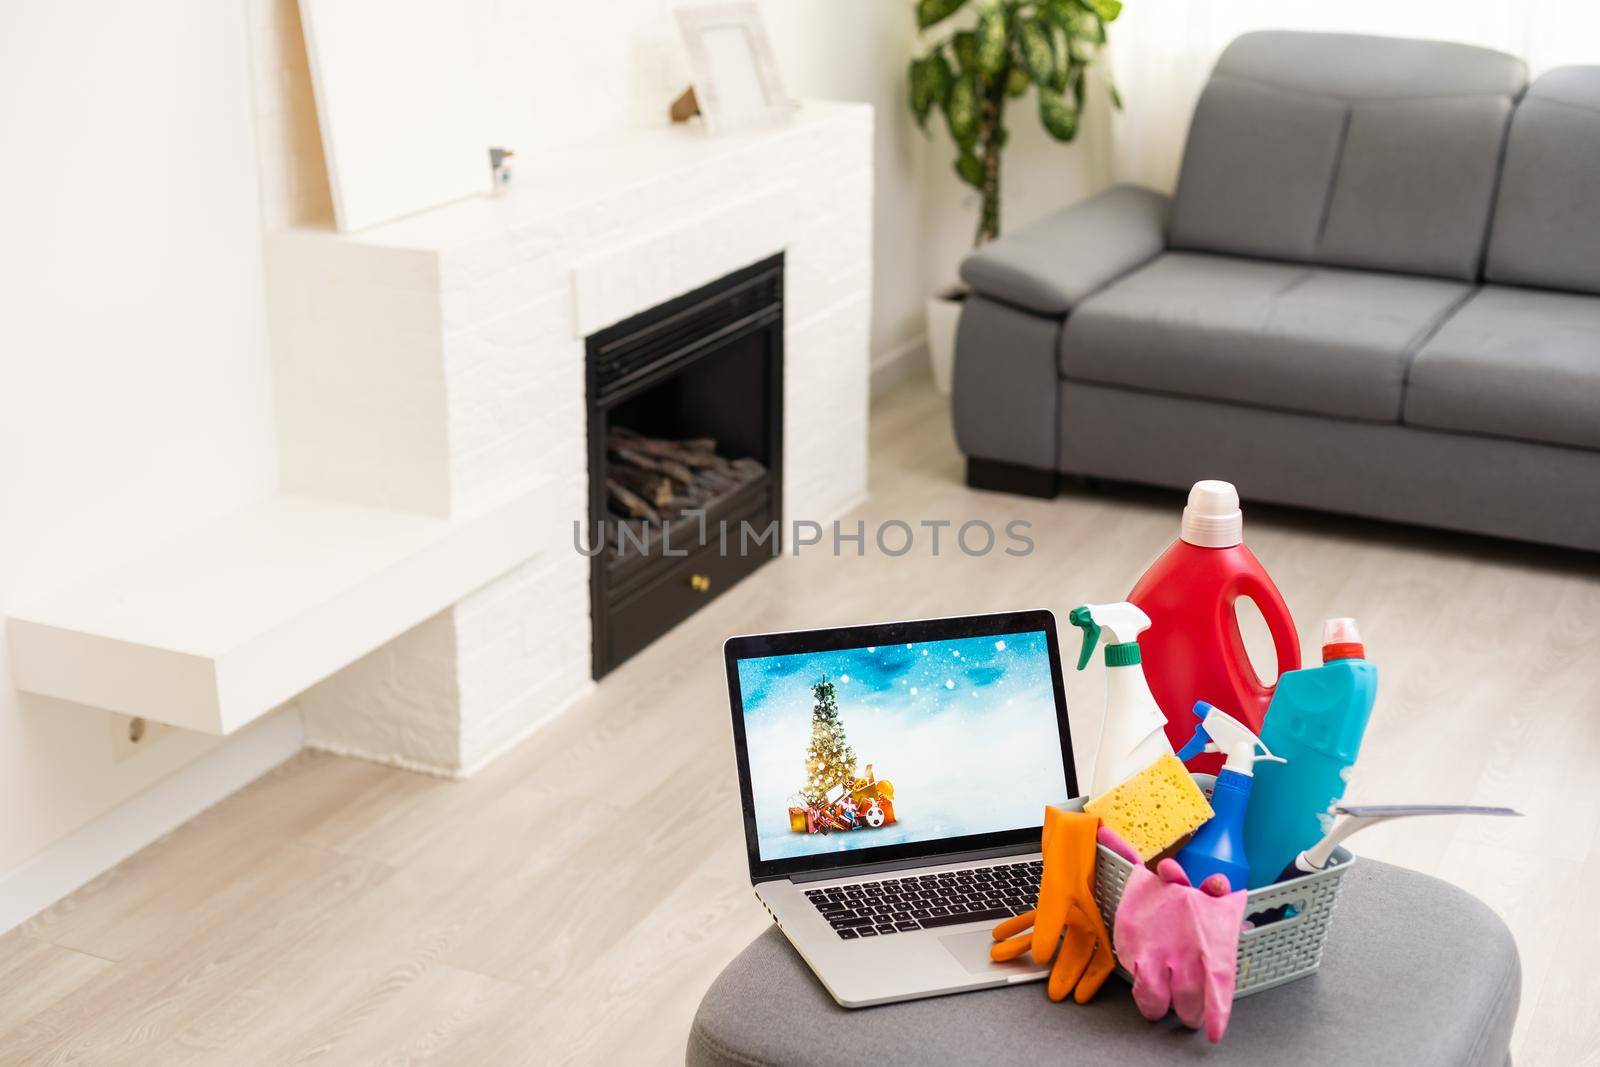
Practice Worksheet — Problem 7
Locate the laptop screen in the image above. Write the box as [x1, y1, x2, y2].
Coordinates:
[725, 611, 1074, 880]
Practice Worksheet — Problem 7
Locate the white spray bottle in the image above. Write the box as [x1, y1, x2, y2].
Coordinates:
[1069, 603, 1174, 798]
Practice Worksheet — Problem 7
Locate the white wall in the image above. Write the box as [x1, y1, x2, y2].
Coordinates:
[0, 2, 286, 878]
[762, 2, 931, 366]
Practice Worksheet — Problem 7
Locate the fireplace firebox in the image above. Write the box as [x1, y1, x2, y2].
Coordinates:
[586, 255, 784, 678]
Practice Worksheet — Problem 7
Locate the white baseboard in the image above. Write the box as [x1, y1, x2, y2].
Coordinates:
[0, 708, 305, 934]
[870, 335, 928, 397]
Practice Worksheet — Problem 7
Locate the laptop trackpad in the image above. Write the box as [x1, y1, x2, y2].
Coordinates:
[939, 929, 1048, 977]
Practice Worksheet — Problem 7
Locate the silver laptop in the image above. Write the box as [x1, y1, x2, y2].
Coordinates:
[723, 609, 1078, 1007]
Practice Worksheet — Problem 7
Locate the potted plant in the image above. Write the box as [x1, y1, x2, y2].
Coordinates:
[910, 0, 1122, 393]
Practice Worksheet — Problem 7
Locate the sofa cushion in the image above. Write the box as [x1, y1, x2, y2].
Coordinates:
[1167, 75, 1347, 265]
[1405, 286, 1600, 450]
[1170, 31, 1525, 280]
[1317, 94, 1514, 279]
[1060, 252, 1471, 423]
[1486, 67, 1600, 296]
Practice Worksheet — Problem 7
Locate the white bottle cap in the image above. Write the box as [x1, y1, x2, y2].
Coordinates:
[1323, 618, 1362, 646]
[1180, 480, 1243, 547]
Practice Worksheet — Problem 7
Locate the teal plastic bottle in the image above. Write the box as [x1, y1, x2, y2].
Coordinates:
[1243, 619, 1378, 888]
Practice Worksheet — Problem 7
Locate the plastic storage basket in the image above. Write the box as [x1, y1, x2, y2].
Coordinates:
[1070, 779, 1355, 997]
[1092, 842, 1353, 996]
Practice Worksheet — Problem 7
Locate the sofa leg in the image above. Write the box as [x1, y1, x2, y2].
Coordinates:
[966, 458, 1059, 499]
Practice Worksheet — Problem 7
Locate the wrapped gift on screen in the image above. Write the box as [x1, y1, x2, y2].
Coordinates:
[789, 773, 897, 832]
[848, 764, 880, 808]
[786, 793, 812, 833]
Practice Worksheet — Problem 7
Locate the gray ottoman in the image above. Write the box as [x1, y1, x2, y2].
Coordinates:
[688, 860, 1519, 1066]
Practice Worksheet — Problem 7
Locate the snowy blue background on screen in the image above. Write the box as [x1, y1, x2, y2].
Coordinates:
[737, 631, 1069, 862]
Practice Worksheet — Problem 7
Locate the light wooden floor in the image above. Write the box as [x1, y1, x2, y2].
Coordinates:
[3, 376, 1598, 1064]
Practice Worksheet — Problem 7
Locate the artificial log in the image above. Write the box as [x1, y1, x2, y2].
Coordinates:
[610, 445, 695, 489]
[610, 464, 673, 508]
[606, 478, 660, 522]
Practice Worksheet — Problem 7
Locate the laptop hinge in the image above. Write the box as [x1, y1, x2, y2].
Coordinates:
[781, 842, 1038, 885]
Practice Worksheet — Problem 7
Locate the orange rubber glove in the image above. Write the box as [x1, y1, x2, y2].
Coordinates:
[989, 807, 1115, 1003]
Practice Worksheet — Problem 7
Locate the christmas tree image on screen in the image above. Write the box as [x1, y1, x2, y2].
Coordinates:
[787, 676, 898, 836]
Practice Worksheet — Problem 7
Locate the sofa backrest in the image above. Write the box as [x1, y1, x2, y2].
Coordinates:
[1486, 67, 1600, 295]
[1169, 31, 1527, 281]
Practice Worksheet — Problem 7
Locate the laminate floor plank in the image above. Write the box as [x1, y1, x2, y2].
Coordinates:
[0, 933, 113, 1036]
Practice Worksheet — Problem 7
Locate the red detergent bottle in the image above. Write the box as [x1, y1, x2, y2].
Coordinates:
[1128, 481, 1300, 775]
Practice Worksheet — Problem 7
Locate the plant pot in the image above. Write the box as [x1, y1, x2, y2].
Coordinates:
[925, 285, 966, 396]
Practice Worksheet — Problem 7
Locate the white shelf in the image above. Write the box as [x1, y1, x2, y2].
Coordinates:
[6, 488, 547, 734]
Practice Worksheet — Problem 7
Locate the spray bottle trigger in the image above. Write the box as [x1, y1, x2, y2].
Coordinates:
[1068, 606, 1100, 671]
[1176, 727, 1210, 762]
[1253, 738, 1287, 765]
[1175, 701, 1213, 762]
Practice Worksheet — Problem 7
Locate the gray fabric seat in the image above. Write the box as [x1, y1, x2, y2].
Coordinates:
[1406, 286, 1600, 450]
[1060, 252, 1470, 422]
[687, 859, 1519, 1066]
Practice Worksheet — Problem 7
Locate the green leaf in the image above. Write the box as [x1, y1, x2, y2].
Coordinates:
[1018, 18, 1055, 86]
[954, 151, 985, 189]
[944, 73, 980, 148]
[1072, 63, 1087, 111]
[909, 50, 957, 132]
[1107, 76, 1124, 110]
[909, 58, 934, 129]
[916, 0, 968, 31]
[1049, 47, 1073, 92]
[1087, 0, 1122, 22]
[928, 51, 954, 105]
[1005, 67, 1030, 97]
[1041, 0, 1080, 31]
[952, 31, 980, 74]
[975, 5, 1009, 78]
[1037, 86, 1080, 141]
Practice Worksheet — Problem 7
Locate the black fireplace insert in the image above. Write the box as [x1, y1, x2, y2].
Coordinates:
[586, 254, 784, 678]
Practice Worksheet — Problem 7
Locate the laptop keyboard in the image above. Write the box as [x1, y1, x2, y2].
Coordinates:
[803, 859, 1042, 940]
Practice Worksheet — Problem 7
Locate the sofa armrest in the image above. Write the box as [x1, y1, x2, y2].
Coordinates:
[959, 184, 1170, 316]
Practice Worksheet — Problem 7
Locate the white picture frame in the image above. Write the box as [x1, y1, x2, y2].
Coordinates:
[675, 3, 794, 136]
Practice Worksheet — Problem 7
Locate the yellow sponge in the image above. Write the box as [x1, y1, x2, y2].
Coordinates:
[1084, 753, 1212, 861]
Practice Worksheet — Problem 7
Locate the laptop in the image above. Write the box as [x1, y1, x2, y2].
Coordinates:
[723, 609, 1078, 1007]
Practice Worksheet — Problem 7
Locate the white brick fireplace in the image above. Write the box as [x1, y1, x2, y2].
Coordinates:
[267, 104, 873, 775]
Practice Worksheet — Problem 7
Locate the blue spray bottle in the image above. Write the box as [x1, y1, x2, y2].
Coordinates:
[1174, 701, 1284, 891]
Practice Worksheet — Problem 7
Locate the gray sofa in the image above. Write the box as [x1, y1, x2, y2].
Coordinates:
[953, 31, 1600, 552]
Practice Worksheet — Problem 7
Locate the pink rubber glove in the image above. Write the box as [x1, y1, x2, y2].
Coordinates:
[1099, 827, 1247, 1043]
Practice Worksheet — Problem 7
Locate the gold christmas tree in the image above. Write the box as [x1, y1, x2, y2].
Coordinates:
[803, 676, 856, 803]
